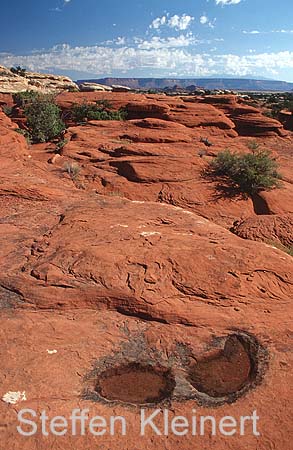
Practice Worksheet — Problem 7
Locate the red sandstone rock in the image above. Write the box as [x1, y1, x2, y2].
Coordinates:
[60, 120, 255, 226]
[57, 91, 288, 138]
[54, 113, 293, 227]
[0, 93, 13, 106]
[202, 95, 287, 137]
[0, 111, 29, 169]
[167, 102, 236, 130]
[232, 214, 293, 248]
[0, 93, 292, 450]
[0, 196, 292, 449]
[56, 91, 147, 110]
[126, 100, 170, 120]
[232, 112, 288, 137]
[200, 94, 238, 106]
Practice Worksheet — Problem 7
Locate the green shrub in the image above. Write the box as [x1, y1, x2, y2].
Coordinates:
[266, 240, 293, 257]
[95, 99, 113, 109]
[13, 90, 40, 107]
[246, 140, 260, 151]
[263, 110, 274, 118]
[14, 128, 32, 145]
[64, 161, 80, 180]
[200, 136, 213, 147]
[55, 138, 68, 152]
[286, 100, 293, 113]
[2, 105, 13, 116]
[24, 96, 65, 143]
[10, 66, 27, 77]
[207, 149, 281, 195]
[70, 101, 127, 123]
[265, 93, 293, 116]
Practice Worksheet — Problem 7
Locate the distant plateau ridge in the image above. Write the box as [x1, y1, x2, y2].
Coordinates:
[77, 77, 293, 92]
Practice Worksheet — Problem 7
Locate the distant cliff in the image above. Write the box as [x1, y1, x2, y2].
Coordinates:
[77, 77, 293, 92]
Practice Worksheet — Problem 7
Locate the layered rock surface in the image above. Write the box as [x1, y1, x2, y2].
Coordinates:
[79, 82, 113, 92]
[202, 95, 288, 137]
[232, 214, 293, 248]
[55, 92, 293, 227]
[57, 91, 287, 138]
[0, 92, 292, 449]
[0, 65, 78, 93]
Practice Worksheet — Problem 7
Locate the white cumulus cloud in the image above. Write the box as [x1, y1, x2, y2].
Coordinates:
[1, 44, 293, 79]
[168, 14, 194, 30]
[150, 16, 167, 29]
[115, 37, 126, 45]
[243, 30, 261, 34]
[150, 14, 194, 31]
[200, 15, 216, 28]
[216, 0, 242, 5]
[243, 29, 293, 35]
[50, 0, 71, 12]
[200, 15, 209, 25]
[137, 35, 198, 50]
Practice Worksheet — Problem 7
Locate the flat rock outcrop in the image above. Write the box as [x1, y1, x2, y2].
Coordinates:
[79, 82, 113, 92]
[232, 214, 293, 248]
[3, 196, 290, 314]
[233, 214, 293, 253]
[0, 64, 78, 94]
[232, 111, 288, 137]
[202, 95, 287, 137]
[126, 100, 170, 120]
[57, 91, 287, 137]
[112, 84, 132, 92]
[60, 119, 254, 227]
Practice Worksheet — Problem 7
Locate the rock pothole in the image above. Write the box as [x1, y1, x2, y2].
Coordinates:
[95, 362, 175, 405]
[186, 333, 267, 405]
[83, 331, 268, 407]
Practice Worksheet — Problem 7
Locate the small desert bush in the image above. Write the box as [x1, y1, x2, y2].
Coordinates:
[265, 93, 293, 116]
[69, 101, 127, 123]
[95, 99, 113, 109]
[24, 96, 65, 143]
[55, 138, 68, 152]
[200, 136, 213, 147]
[10, 66, 27, 77]
[207, 149, 281, 195]
[14, 128, 32, 145]
[263, 110, 274, 118]
[266, 241, 293, 257]
[2, 105, 13, 116]
[13, 90, 39, 107]
[64, 161, 80, 180]
[246, 140, 260, 151]
[286, 100, 293, 113]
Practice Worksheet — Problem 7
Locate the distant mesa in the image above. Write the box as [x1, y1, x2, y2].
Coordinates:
[77, 77, 293, 92]
[1, 63, 292, 94]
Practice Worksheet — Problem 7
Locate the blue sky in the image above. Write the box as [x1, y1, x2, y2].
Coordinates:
[1, 0, 293, 81]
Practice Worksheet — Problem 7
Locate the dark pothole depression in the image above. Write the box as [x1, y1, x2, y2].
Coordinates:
[94, 363, 176, 406]
[83, 332, 268, 407]
[187, 334, 256, 400]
